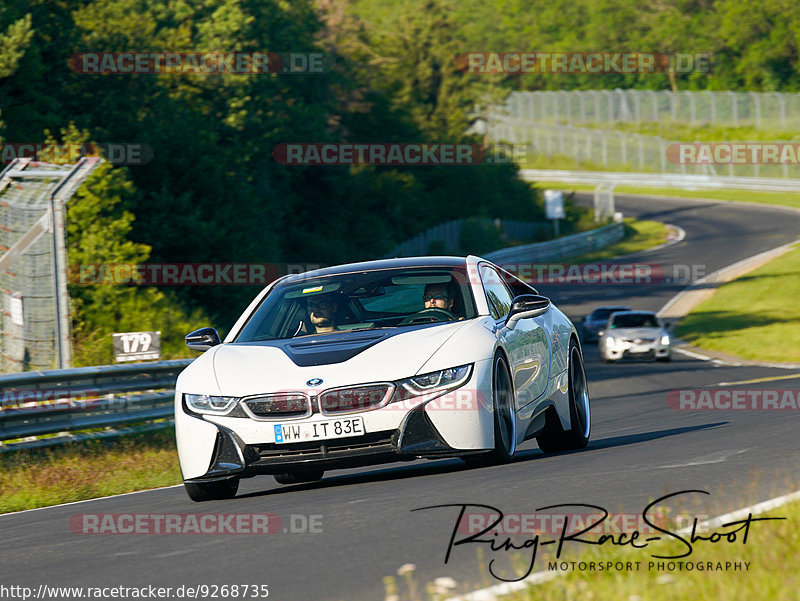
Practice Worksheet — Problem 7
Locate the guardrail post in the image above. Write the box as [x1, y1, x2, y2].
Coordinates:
[729, 91, 738, 126]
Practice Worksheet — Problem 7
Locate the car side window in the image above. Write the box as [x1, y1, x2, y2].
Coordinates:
[480, 265, 514, 320]
[499, 268, 536, 298]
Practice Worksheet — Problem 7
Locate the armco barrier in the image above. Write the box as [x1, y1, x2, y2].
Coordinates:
[484, 222, 625, 264]
[0, 359, 191, 450]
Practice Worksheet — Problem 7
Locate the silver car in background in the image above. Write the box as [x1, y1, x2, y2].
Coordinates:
[581, 305, 630, 342]
[599, 310, 671, 362]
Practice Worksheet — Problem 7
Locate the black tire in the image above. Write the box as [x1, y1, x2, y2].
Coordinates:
[184, 477, 239, 502]
[274, 468, 324, 485]
[537, 340, 591, 453]
[487, 354, 516, 464]
[657, 354, 672, 362]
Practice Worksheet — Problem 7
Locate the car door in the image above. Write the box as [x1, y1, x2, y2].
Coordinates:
[480, 264, 550, 410]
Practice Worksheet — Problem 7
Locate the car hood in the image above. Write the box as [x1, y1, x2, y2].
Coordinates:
[606, 327, 663, 339]
[191, 322, 472, 397]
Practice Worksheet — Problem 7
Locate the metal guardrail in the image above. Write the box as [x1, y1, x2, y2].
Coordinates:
[0, 359, 191, 450]
[484, 222, 625, 264]
[518, 169, 800, 193]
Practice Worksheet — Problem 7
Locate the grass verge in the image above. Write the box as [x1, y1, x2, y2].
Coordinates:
[562, 218, 670, 263]
[674, 243, 800, 363]
[533, 180, 800, 211]
[581, 122, 800, 143]
[0, 427, 181, 514]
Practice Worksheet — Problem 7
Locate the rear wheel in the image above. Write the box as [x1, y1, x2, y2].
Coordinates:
[184, 477, 239, 502]
[537, 340, 591, 453]
[274, 468, 324, 485]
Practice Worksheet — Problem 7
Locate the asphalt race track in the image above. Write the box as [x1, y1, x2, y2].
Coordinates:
[2, 194, 800, 600]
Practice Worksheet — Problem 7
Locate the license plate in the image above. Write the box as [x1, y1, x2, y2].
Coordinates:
[273, 417, 365, 443]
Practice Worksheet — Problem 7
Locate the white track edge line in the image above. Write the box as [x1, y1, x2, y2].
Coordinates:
[0, 484, 184, 518]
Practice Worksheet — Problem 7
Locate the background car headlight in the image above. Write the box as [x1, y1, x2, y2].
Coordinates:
[399, 364, 472, 396]
[660, 334, 670, 346]
[605, 336, 616, 346]
[184, 393, 238, 414]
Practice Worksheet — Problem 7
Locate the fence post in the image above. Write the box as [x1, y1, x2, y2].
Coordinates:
[707, 90, 715, 124]
[751, 92, 762, 129]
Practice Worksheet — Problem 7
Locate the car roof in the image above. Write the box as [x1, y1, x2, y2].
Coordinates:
[591, 305, 630, 311]
[610, 310, 657, 317]
[280, 256, 469, 283]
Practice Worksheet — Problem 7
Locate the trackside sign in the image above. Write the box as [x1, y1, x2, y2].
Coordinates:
[112, 331, 161, 362]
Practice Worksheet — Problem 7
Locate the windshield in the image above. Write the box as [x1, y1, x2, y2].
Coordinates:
[590, 307, 628, 321]
[235, 266, 477, 342]
[609, 313, 659, 328]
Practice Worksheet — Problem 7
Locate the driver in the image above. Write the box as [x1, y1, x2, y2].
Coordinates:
[307, 294, 338, 333]
[423, 282, 456, 312]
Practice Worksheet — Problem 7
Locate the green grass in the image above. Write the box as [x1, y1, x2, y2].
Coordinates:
[673, 243, 800, 363]
[580, 122, 800, 143]
[0, 428, 181, 514]
[532, 179, 800, 211]
[562, 218, 670, 263]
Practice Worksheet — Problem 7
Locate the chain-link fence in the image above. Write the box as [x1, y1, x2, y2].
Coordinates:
[0, 158, 101, 373]
[487, 118, 800, 178]
[503, 90, 800, 130]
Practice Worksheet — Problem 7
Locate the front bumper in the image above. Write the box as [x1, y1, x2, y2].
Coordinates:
[601, 339, 670, 361]
[176, 361, 493, 481]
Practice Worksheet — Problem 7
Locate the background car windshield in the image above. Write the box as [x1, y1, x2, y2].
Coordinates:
[235, 266, 476, 341]
[591, 307, 627, 320]
[610, 313, 659, 328]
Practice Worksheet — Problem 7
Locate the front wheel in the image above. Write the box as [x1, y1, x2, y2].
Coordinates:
[184, 477, 239, 502]
[488, 354, 516, 463]
[537, 340, 591, 452]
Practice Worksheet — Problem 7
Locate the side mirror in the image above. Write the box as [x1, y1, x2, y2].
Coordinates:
[663, 322, 672, 329]
[506, 294, 550, 327]
[185, 327, 221, 351]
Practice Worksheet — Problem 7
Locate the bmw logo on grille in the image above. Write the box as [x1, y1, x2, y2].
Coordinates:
[306, 378, 323, 386]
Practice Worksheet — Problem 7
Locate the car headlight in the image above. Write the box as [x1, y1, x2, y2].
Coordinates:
[398, 364, 473, 396]
[184, 393, 238, 414]
[660, 334, 670, 346]
[605, 336, 616, 346]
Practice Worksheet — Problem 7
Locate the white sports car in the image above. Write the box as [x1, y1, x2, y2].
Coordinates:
[175, 256, 591, 501]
